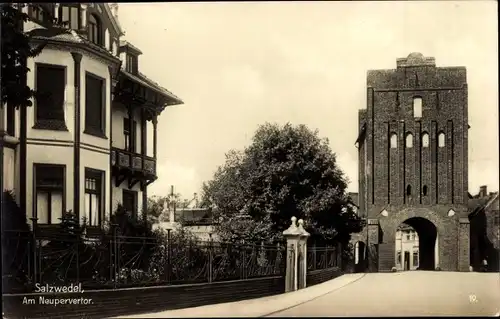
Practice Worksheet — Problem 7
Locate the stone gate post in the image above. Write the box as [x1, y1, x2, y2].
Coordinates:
[283, 216, 310, 292]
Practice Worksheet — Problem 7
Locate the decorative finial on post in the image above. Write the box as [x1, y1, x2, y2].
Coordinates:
[297, 219, 310, 237]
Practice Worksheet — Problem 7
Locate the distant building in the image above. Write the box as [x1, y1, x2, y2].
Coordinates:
[468, 185, 499, 271]
[395, 224, 419, 271]
[153, 204, 218, 241]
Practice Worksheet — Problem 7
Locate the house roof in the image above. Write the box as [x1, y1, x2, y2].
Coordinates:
[468, 192, 499, 217]
[28, 27, 120, 65]
[120, 69, 184, 106]
[119, 40, 143, 55]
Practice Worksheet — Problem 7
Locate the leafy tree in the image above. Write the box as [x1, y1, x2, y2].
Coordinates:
[0, 4, 50, 109]
[202, 122, 364, 247]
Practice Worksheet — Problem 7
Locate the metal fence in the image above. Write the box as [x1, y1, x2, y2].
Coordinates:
[307, 246, 339, 271]
[1, 229, 287, 293]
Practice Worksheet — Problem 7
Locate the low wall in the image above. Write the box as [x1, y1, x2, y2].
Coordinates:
[2, 276, 285, 319]
[306, 267, 342, 287]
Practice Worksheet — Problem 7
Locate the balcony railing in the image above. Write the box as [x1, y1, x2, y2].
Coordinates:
[111, 147, 156, 178]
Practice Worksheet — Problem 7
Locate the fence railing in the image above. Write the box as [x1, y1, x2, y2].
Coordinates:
[1, 229, 286, 294]
[306, 246, 339, 271]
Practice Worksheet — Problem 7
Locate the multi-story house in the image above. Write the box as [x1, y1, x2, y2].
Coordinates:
[1, 3, 183, 230]
[395, 224, 419, 271]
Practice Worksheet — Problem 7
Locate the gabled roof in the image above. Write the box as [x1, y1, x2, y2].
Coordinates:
[103, 3, 124, 37]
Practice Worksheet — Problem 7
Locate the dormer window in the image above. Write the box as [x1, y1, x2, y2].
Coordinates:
[126, 55, 138, 74]
[59, 5, 80, 30]
[88, 13, 102, 45]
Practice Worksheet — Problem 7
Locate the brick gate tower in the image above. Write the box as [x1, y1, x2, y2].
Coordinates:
[353, 53, 470, 272]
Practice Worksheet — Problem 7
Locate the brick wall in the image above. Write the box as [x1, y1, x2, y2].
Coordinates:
[3, 276, 285, 319]
[306, 267, 342, 287]
[355, 53, 470, 272]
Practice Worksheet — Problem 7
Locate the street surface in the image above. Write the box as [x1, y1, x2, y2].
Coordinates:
[268, 271, 500, 317]
[115, 272, 499, 318]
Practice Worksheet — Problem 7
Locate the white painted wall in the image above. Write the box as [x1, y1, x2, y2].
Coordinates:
[80, 148, 111, 222]
[25, 143, 74, 222]
[110, 102, 144, 153]
[3, 147, 16, 191]
[80, 54, 112, 150]
[26, 48, 75, 141]
[111, 182, 143, 215]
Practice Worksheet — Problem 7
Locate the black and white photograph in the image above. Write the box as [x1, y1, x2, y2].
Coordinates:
[1, 1, 498, 318]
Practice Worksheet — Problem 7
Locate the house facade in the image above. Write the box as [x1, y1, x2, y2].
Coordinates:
[1, 3, 183, 229]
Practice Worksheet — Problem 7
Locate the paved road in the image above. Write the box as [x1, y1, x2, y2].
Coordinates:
[267, 272, 500, 317]
[116, 271, 499, 318]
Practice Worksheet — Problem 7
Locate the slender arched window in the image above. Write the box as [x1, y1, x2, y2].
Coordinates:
[421, 132, 429, 148]
[406, 132, 414, 148]
[438, 132, 446, 148]
[423, 185, 428, 196]
[390, 133, 398, 149]
[88, 14, 101, 45]
[413, 97, 422, 118]
[406, 185, 412, 196]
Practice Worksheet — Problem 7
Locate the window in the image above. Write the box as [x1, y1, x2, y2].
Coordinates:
[35, 164, 65, 224]
[406, 132, 413, 148]
[84, 169, 103, 226]
[35, 64, 67, 130]
[397, 252, 402, 265]
[421, 132, 429, 148]
[413, 251, 419, 267]
[390, 133, 398, 149]
[406, 185, 412, 196]
[59, 5, 80, 30]
[438, 132, 446, 148]
[122, 190, 138, 217]
[85, 73, 106, 137]
[123, 118, 137, 152]
[6, 104, 15, 136]
[88, 13, 101, 45]
[126, 54, 137, 74]
[413, 97, 422, 118]
[423, 185, 428, 196]
[406, 234, 410, 240]
[494, 215, 500, 226]
[28, 5, 49, 24]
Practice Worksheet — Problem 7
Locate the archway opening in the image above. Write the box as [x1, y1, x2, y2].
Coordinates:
[354, 241, 367, 273]
[395, 217, 438, 271]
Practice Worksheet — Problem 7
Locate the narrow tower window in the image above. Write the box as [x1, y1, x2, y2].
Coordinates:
[390, 133, 398, 149]
[406, 185, 412, 196]
[421, 132, 429, 148]
[438, 132, 446, 148]
[423, 185, 428, 196]
[406, 133, 414, 148]
[413, 97, 422, 118]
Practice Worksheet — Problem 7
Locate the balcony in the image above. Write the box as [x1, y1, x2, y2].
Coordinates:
[111, 147, 157, 188]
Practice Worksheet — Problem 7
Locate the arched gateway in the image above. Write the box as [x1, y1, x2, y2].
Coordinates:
[352, 53, 471, 272]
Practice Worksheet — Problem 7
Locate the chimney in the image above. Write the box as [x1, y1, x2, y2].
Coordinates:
[479, 185, 487, 198]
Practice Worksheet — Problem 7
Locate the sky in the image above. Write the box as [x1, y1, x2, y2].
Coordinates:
[117, 1, 499, 199]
